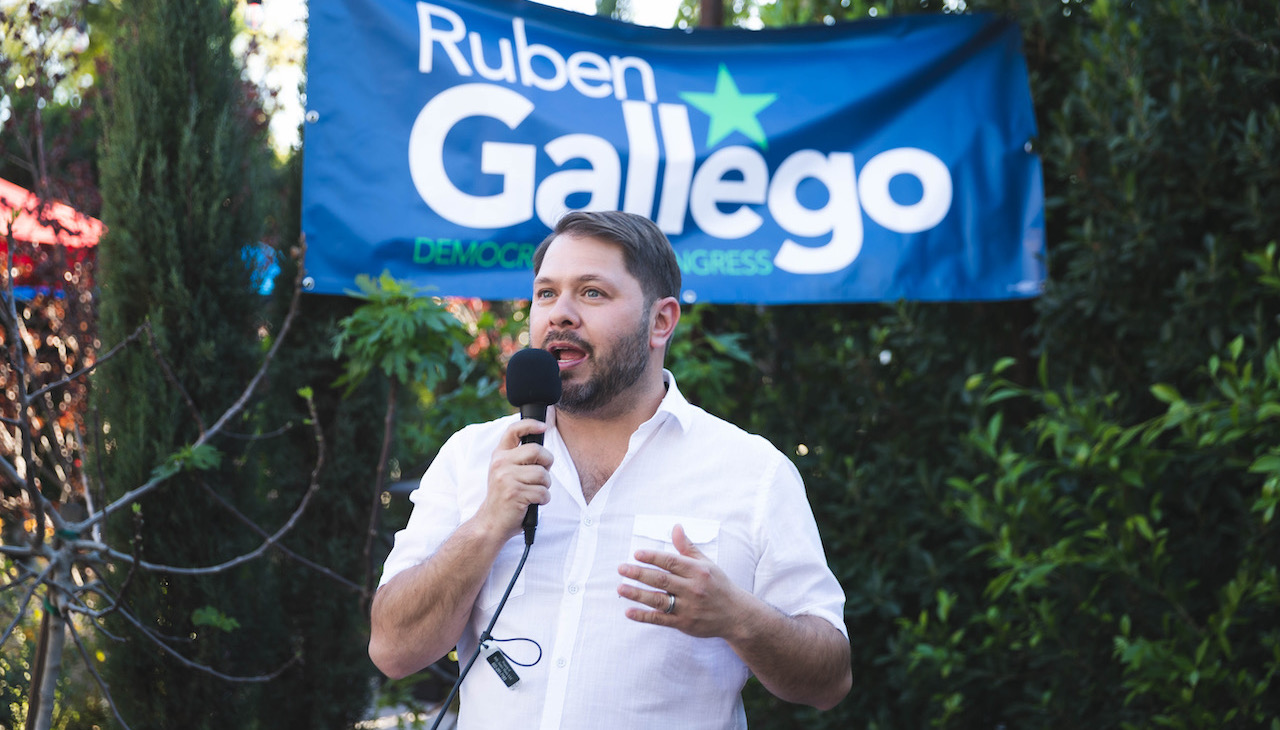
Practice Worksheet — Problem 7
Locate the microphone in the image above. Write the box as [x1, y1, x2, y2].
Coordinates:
[505, 348, 561, 545]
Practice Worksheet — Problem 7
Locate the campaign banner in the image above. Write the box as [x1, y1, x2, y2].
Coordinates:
[302, 0, 1045, 303]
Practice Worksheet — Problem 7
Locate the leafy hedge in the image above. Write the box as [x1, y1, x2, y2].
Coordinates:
[678, 1, 1280, 727]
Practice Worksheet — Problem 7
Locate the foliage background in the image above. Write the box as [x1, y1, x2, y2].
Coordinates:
[671, 1, 1280, 728]
[5, 0, 1279, 728]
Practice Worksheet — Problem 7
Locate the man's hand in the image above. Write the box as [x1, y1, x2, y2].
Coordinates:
[615, 524, 748, 639]
[478, 416, 554, 541]
[615, 523, 852, 710]
[370, 414, 557, 679]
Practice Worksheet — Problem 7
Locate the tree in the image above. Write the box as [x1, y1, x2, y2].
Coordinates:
[91, 0, 288, 726]
[2, 259, 323, 730]
[2, 2, 115, 727]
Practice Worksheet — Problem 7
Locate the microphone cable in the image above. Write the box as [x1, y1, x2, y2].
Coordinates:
[428, 540, 532, 730]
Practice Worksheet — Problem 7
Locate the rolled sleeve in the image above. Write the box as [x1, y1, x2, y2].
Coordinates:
[752, 455, 848, 638]
[377, 430, 467, 588]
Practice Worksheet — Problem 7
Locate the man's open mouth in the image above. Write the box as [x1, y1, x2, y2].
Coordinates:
[546, 343, 588, 369]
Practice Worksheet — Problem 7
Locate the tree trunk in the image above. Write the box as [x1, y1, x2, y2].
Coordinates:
[361, 378, 399, 612]
[26, 598, 67, 730]
[699, 0, 723, 27]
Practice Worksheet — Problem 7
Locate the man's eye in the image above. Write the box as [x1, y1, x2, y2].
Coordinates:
[535, 289, 554, 299]
[583, 289, 602, 298]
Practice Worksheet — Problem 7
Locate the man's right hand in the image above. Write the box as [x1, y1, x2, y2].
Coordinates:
[478, 416, 554, 540]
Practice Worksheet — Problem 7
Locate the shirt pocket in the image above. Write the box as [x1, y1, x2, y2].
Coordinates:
[478, 537, 527, 611]
[625, 515, 720, 588]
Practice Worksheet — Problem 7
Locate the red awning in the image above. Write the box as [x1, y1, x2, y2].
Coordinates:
[0, 177, 104, 248]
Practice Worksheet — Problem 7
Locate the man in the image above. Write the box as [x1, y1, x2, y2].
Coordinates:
[369, 211, 851, 728]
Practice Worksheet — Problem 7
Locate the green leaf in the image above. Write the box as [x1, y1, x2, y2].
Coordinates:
[192, 605, 240, 633]
[150, 444, 223, 480]
[1229, 336, 1244, 362]
[1248, 454, 1280, 474]
[1150, 384, 1181, 404]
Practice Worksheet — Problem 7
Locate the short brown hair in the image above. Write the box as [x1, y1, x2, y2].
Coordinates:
[534, 211, 682, 306]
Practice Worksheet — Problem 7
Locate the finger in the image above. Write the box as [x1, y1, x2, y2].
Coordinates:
[623, 603, 674, 626]
[615, 582, 673, 612]
[498, 418, 549, 449]
[632, 548, 683, 575]
[508, 442, 553, 469]
[618, 562, 678, 593]
[672, 524, 705, 561]
[508, 463, 552, 490]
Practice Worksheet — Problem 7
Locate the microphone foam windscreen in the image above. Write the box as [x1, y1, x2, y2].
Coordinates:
[505, 348, 562, 407]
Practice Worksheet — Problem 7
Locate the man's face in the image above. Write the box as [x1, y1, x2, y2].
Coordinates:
[531, 234, 653, 415]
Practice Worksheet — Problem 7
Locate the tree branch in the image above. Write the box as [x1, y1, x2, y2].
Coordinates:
[0, 543, 41, 558]
[144, 324, 206, 436]
[113, 603, 301, 682]
[25, 322, 150, 402]
[80, 245, 308, 531]
[0, 562, 51, 649]
[219, 421, 295, 441]
[196, 481, 360, 592]
[0, 451, 22, 484]
[96, 468, 324, 576]
[64, 618, 134, 730]
[200, 242, 306, 440]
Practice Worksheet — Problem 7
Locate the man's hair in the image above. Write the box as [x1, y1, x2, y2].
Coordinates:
[534, 211, 682, 306]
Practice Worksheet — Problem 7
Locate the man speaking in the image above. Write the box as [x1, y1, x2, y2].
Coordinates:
[369, 211, 851, 728]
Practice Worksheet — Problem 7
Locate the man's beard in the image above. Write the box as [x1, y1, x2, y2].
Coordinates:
[547, 312, 651, 416]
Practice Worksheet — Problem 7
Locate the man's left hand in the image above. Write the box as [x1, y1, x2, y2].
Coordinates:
[616, 524, 747, 640]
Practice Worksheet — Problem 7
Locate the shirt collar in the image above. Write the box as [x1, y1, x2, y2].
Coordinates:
[656, 369, 695, 433]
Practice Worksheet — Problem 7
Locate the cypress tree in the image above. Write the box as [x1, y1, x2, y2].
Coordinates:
[93, 0, 277, 726]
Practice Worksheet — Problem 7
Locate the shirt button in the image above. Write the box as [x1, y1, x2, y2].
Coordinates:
[556, 658, 567, 668]
[568, 583, 579, 595]
[583, 516, 594, 527]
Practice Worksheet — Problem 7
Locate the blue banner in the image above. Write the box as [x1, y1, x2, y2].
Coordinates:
[302, 0, 1044, 303]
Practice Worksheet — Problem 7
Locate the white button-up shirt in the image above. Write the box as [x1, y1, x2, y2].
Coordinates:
[380, 373, 847, 729]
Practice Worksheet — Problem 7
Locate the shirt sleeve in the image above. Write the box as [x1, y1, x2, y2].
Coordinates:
[751, 452, 849, 638]
[377, 428, 469, 589]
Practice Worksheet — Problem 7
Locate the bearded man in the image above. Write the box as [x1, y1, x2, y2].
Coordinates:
[370, 210, 851, 729]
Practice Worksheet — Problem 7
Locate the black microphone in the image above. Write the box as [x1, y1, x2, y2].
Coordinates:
[505, 348, 561, 545]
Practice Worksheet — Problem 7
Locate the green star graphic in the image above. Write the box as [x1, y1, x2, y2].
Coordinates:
[680, 64, 777, 150]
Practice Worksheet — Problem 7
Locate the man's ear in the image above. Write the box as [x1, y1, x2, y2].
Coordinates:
[649, 296, 681, 350]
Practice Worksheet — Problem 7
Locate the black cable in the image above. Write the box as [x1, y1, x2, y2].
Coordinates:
[428, 541, 532, 730]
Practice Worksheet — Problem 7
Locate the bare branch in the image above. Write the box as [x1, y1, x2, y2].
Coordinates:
[4, 237, 50, 550]
[71, 416, 102, 543]
[25, 322, 150, 402]
[63, 581, 134, 643]
[80, 247, 308, 531]
[200, 242, 307, 440]
[197, 481, 360, 592]
[0, 543, 41, 558]
[99, 472, 324, 576]
[219, 421, 295, 441]
[0, 563, 37, 592]
[64, 617, 135, 730]
[78, 467, 172, 531]
[0, 562, 51, 649]
[144, 324, 206, 436]
[199, 392, 358, 591]
[113, 603, 301, 682]
[0, 451, 22, 483]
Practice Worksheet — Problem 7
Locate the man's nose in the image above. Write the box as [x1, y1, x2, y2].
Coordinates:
[547, 295, 580, 328]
